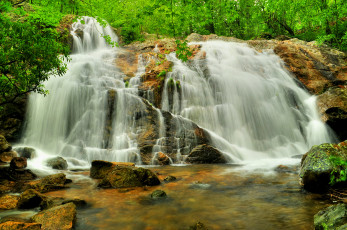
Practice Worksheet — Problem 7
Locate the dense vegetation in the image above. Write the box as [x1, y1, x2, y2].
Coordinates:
[29, 0, 347, 50]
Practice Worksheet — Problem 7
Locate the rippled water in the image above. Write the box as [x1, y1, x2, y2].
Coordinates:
[37, 165, 330, 230]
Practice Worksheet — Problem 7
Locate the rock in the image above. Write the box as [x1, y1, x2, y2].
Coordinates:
[155, 152, 171, 165]
[0, 167, 37, 181]
[46, 157, 68, 170]
[186, 144, 227, 164]
[189, 221, 208, 230]
[163, 175, 177, 182]
[314, 203, 347, 230]
[31, 203, 76, 230]
[14, 147, 36, 159]
[274, 165, 299, 173]
[40, 197, 65, 210]
[0, 151, 18, 163]
[90, 160, 116, 179]
[0, 135, 11, 153]
[0, 221, 41, 230]
[98, 166, 160, 188]
[26, 173, 69, 193]
[0, 194, 20, 210]
[17, 189, 45, 209]
[317, 87, 347, 141]
[10, 157, 27, 169]
[300, 141, 347, 193]
[150, 190, 167, 199]
[62, 198, 87, 208]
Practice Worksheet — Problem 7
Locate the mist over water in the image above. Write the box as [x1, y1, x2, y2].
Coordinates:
[18, 17, 334, 171]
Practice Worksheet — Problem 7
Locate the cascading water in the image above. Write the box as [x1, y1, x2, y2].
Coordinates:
[162, 41, 334, 164]
[19, 17, 144, 172]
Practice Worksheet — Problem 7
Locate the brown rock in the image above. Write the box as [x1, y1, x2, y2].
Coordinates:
[31, 203, 76, 230]
[0, 194, 20, 210]
[186, 144, 228, 164]
[26, 173, 68, 193]
[90, 160, 116, 179]
[0, 221, 41, 230]
[10, 157, 27, 169]
[0, 167, 37, 181]
[0, 135, 11, 153]
[0, 151, 18, 163]
[157, 152, 170, 165]
[17, 189, 45, 209]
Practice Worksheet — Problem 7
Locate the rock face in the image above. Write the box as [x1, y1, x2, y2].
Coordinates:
[31, 202, 76, 230]
[300, 141, 347, 193]
[98, 166, 160, 188]
[46, 157, 68, 170]
[17, 189, 45, 209]
[10, 157, 27, 169]
[317, 87, 347, 141]
[314, 203, 347, 230]
[0, 194, 20, 210]
[186, 144, 227, 164]
[0, 221, 41, 230]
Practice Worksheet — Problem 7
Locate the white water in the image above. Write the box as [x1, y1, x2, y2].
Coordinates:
[18, 17, 334, 171]
[161, 41, 334, 163]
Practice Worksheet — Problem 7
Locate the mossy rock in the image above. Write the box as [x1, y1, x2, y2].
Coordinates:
[314, 203, 347, 230]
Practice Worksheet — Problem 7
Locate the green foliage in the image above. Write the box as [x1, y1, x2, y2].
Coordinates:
[157, 70, 166, 78]
[125, 80, 129, 88]
[329, 155, 347, 186]
[0, 1, 70, 108]
[175, 40, 192, 62]
[175, 80, 181, 89]
[168, 77, 175, 87]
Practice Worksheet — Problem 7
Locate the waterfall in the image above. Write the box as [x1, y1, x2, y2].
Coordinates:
[19, 17, 143, 170]
[161, 41, 334, 163]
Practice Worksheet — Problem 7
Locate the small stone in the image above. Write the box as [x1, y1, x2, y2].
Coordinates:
[150, 190, 167, 199]
[62, 198, 87, 208]
[10, 157, 27, 169]
[164, 175, 177, 182]
[189, 221, 208, 230]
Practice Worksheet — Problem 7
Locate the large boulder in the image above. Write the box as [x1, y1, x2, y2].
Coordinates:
[17, 189, 45, 209]
[186, 144, 227, 164]
[14, 147, 36, 159]
[300, 141, 347, 193]
[10, 157, 27, 169]
[0, 194, 20, 210]
[98, 166, 160, 188]
[317, 87, 347, 141]
[46, 157, 68, 170]
[0, 221, 41, 230]
[31, 203, 76, 230]
[314, 203, 347, 230]
[26, 173, 69, 193]
[0, 167, 37, 181]
[90, 160, 135, 179]
[0, 135, 11, 153]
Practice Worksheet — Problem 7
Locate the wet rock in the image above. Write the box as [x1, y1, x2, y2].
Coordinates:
[0, 167, 37, 181]
[46, 156, 68, 170]
[0, 194, 20, 210]
[17, 189, 45, 209]
[300, 141, 347, 193]
[10, 157, 27, 169]
[314, 203, 347, 230]
[150, 190, 167, 199]
[90, 160, 126, 179]
[0, 135, 11, 153]
[189, 221, 208, 230]
[62, 198, 87, 208]
[98, 166, 160, 188]
[26, 173, 69, 193]
[317, 87, 347, 141]
[274, 165, 299, 173]
[40, 196, 65, 210]
[14, 147, 36, 159]
[0, 151, 18, 163]
[0, 221, 41, 230]
[31, 202, 76, 230]
[155, 152, 170, 165]
[163, 175, 177, 183]
[186, 144, 227, 164]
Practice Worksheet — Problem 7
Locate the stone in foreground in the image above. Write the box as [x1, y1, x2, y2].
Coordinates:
[186, 144, 227, 164]
[0, 194, 20, 210]
[0, 221, 41, 230]
[314, 203, 347, 230]
[31, 202, 76, 230]
[98, 166, 160, 188]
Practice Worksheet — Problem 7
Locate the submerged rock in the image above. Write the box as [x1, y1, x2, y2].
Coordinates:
[300, 141, 347, 193]
[186, 144, 227, 164]
[0, 221, 41, 230]
[151, 190, 167, 199]
[317, 87, 347, 141]
[0, 194, 20, 210]
[46, 156, 68, 170]
[189, 221, 209, 230]
[17, 189, 45, 209]
[314, 203, 347, 230]
[98, 166, 160, 188]
[163, 175, 177, 183]
[10, 157, 27, 169]
[31, 202, 76, 230]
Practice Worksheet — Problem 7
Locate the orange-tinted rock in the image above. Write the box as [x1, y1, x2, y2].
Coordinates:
[31, 203, 76, 230]
[25, 173, 68, 193]
[10, 157, 27, 169]
[0, 151, 18, 163]
[0, 221, 41, 230]
[115, 51, 138, 77]
[0, 194, 20, 210]
[157, 152, 170, 165]
[186, 144, 227, 164]
[90, 160, 136, 179]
